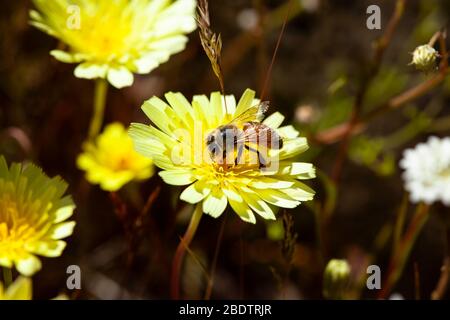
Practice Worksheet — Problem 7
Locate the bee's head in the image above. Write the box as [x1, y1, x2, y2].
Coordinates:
[206, 132, 216, 145]
[206, 130, 222, 159]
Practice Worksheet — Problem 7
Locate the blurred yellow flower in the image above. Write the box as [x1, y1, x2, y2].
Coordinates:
[0, 277, 32, 300]
[0, 157, 76, 276]
[129, 89, 315, 223]
[77, 122, 154, 191]
[30, 0, 197, 88]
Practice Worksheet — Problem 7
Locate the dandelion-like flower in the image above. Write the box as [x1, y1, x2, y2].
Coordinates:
[77, 122, 154, 191]
[0, 157, 76, 276]
[400, 136, 450, 205]
[0, 277, 32, 300]
[30, 0, 197, 88]
[129, 89, 315, 223]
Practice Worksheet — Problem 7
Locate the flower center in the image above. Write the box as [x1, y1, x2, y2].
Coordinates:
[70, 7, 137, 61]
[114, 157, 132, 171]
[0, 200, 37, 251]
[83, 23, 131, 59]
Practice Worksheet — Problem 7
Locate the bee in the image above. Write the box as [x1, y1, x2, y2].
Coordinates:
[206, 102, 283, 168]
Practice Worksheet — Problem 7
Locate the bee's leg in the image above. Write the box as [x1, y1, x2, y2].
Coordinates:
[235, 143, 244, 166]
[245, 145, 267, 168]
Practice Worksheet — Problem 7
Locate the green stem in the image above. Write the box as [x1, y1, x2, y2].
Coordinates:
[392, 193, 408, 254]
[378, 203, 430, 299]
[88, 79, 108, 140]
[2, 267, 12, 287]
[171, 204, 203, 299]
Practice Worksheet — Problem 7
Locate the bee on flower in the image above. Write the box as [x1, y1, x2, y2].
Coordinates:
[0, 157, 76, 276]
[30, 0, 197, 88]
[129, 89, 315, 223]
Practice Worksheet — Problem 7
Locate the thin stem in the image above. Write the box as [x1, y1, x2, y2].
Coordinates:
[259, 0, 293, 101]
[314, 203, 325, 268]
[2, 267, 12, 287]
[88, 79, 108, 140]
[199, 0, 303, 92]
[330, 0, 405, 182]
[204, 214, 227, 300]
[170, 203, 203, 300]
[414, 262, 421, 300]
[314, 30, 449, 145]
[378, 203, 430, 299]
[431, 224, 450, 300]
[393, 193, 409, 254]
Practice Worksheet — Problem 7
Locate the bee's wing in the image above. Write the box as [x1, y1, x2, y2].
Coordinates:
[228, 101, 269, 125]
[236, 123, 283, 149]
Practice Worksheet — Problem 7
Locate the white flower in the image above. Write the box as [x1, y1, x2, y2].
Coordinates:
[399, 136, 450, 205]
[410, 44, 439, 72]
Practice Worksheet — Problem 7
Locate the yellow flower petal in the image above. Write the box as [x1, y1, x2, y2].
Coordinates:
[227, 197, 256, 224]
[250, 177, 295, 189]
[79, 123, 154, 191]
[0, 156, 76, 276]
[282, 182, 316, 201]
[165, 92, 195, 129]
[235, 88, 256, 116]
[256, 188, 300, 208]
[52, 202, 75, 223]
[107, 67, 134, 89]
[0, 257, 13, 269]
[129, 90, 315, 224]
[277, 125, 300, 139]
[159, 170, 196, 186]
[180, 180, 211, 204]
[4, 277, 32, 300]
[50, 50, 81, 63]
[142, 97, 179, 134]
[203, 188, 228, 218]
[25, 240, 66, 257]
[263, 112, 285, 129]
[223, 186, 256, 223]
[74, 62, 107, 79]
[241, 191, 276, 220]
[193, 95, 214, 128]
[30, 0, 197, 88]
[15, 255, 42, 277]
[279, 137, 309, 160]
[47, 221, 76, 240]
[210, 92, 225, 126]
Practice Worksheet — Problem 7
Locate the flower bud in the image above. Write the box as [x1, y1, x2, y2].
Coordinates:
[410, 44, 439, 72]
[323, 259, 351, 299]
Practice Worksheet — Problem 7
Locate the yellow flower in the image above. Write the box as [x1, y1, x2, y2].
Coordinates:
[0, 157, 76, 276]
[30, 0, 197, 88]
[0, 277, 32, 300]
[129, 89, 315, 223]
[77, 122, 154, 191]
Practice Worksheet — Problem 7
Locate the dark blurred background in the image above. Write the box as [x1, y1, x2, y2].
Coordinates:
[1, 0, 450, 299]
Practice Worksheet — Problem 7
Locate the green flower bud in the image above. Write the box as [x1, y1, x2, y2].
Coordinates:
[323, 259, 351, 299]
[410, 44, 439, 72]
